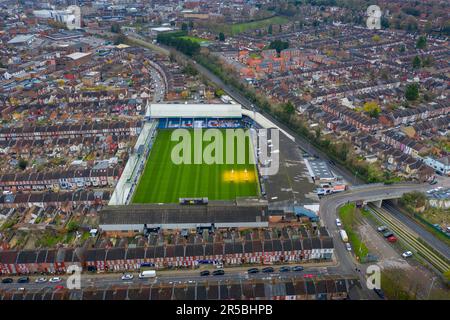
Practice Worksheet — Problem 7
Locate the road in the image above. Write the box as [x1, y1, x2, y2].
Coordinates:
[367, 204, 450, 274]
[0, 265, 346, 291]
[382, 201, 450, 260]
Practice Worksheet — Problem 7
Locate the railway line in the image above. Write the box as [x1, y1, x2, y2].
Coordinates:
[368, 204, 450, 274]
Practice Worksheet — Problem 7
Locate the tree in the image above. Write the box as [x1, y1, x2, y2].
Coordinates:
[181, 23, 188, 32]
[110, 23, 120, 33]
[363, 101, 381, 118]
[412, 55, 421, 69]
[214, 89, 225, 97]
[400, 191, 426, 209]
[219, 32, 225, 42]
[372, 34, 381, 42]
[67, 221, 80, 233]
[181, 90, 190, 100]
[281, 102, 295, 115]
[183, 63, 198, 76]
[405, 83, 419, 101]
[422, 56, 434, 68]
[268, 40, 289, 55]
[416, 36, 427, 49]
[315, 127, 321, 140]
[381, 17, 390, 29]
[268, 24, 273, 34]
[18, 158, 28, 171]
[114, 33, 127, 45]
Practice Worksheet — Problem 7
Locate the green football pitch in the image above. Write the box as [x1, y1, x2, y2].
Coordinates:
[132, 129, 260, 204]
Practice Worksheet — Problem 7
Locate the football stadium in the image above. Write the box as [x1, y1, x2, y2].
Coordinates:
[132, 103, 261, 204]
[101, 103, 269, 232]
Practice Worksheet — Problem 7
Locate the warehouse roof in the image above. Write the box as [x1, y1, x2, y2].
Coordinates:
[147, 103, 242, 118]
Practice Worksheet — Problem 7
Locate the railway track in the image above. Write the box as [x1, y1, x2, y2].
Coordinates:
[368, 204, 450, 274]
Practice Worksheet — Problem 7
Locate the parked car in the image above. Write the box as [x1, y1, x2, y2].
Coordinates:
[377, 226, 388, 232]
[49, 277, 62, 283]
[303, 274, 314, 279]
[55, 285, 65, 290]
[335, 218, 342, 227]
[87, 265, 97, 273]
[345, 243, 352, 251]
[212, 269, 225, 276]
[1, 278, 13, 284]
[35, 277, 47, 283]
[292, 266, 304, 272]
[402, 251, 413, 258]
[382, 231, 394, 238]
[387, 235, 397, 243]
[279, 266, 291, 272]
[429, 179, 438, 185]
[373, 288, 385, 299]
[262, 267, 274, 273]
[121, 274, 134, 281]
[17, 277, 29, 283]
[247, 268, 260, 274]
[200, 270, 210, 276]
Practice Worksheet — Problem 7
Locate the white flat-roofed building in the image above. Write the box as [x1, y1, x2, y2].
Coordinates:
[66, 52, 92, 61]
[7, 34, 35, 46]
[147, 103, 242, 118]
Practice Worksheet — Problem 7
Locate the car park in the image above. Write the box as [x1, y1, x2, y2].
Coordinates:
[121, 274, 134, 281]
[402, 251, 413, 258]
[200, 270, 210, 276]
[212, 269, 225, 276]
[262, 267, 274, 273]
[279, 266, 291, 272]
[17, 277, 29, 283]
[247, 268, 260, 274]
[292, 266, 304, 272]
[1, 278, 13, 284]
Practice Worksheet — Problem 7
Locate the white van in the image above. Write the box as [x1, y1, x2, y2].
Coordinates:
[138, 270, 156, 279]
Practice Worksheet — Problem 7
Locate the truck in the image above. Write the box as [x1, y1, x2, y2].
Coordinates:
[339, 230, 348, 242]
[331, 184, 347, 193]
[138, 270, 156, 279]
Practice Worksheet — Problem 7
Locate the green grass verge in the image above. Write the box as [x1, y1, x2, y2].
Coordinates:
[179, 36, 209, 43]
[132, 129, 260, 203]
[230, 16, 289, 35]
[339, 203, 369, 261]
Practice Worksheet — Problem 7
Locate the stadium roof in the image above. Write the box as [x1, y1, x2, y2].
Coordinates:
[100, 201, 268, 227]
[147, 103, 242, 118]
